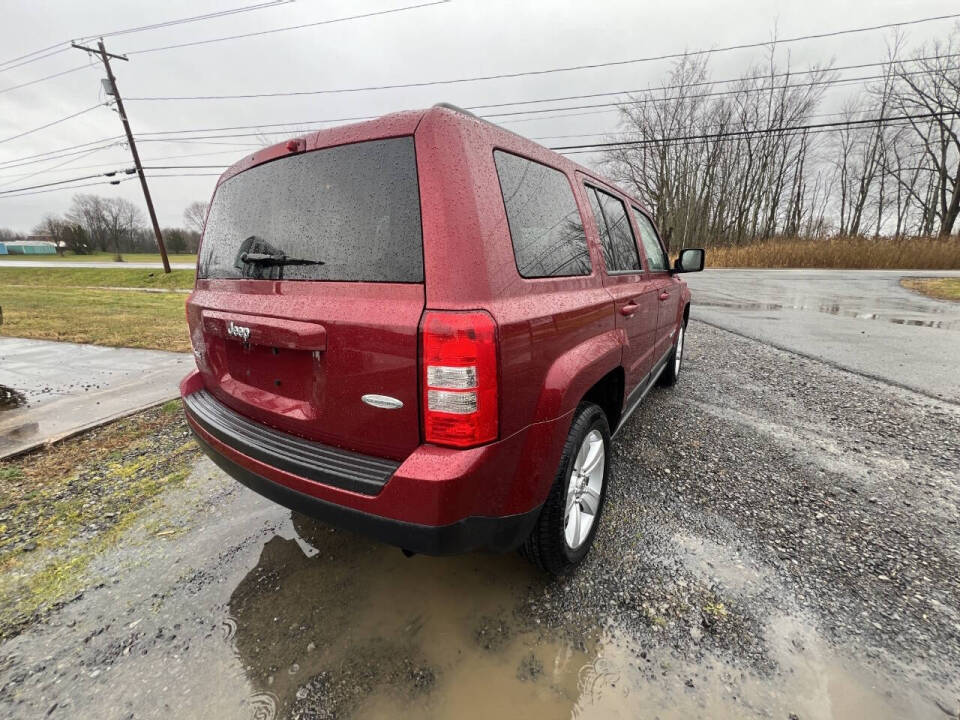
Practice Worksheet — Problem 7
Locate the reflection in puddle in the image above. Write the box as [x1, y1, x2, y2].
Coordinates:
[221, 514, 950, 720]
[0, 384, 26, 411]
[698, 301, 957, 329]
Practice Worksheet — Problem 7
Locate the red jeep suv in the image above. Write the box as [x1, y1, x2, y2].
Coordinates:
[181, 104, 704, 574]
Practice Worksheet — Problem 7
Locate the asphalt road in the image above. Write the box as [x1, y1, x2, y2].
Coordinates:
[685, 269, 960, 402]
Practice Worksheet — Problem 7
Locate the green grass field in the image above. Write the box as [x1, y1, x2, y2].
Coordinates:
[900, 277, 960, 302]
[0, 267, 192, 352]
[0, 266, 195, 290]
[0, 251, 197, 264]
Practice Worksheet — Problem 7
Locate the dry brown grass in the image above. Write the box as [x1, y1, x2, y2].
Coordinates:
[704, 236, 960, 269]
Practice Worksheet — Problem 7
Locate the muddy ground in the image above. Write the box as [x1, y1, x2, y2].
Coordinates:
[0, 321, 958, 719]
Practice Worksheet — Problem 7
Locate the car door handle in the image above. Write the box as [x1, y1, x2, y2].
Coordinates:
[659, 291, 670, 301]
[620, 301, 639, 316]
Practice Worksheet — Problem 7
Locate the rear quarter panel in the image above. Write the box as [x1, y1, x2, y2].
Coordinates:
[415, 110, 620, 443]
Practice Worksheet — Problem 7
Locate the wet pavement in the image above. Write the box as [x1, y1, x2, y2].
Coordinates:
[0, 337, 191, 458]
[685, 269, 960, 402]
[1, 321, 957, 719]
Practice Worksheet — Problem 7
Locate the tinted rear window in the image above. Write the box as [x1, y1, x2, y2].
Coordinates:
[493, 150, 590, 278]
[198, 137, 423, 282]
[586, 186, 641, 273]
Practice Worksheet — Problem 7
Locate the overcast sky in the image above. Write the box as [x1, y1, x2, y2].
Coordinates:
[0, 0, 955, 233]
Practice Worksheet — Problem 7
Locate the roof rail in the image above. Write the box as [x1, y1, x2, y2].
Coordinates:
[432, 102, 479, 119]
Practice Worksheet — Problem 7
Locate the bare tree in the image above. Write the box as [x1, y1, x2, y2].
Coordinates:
[101, 198, 145, 260]
[605, 48, 832, 247]
[889, 27, 960, 236]
[183, 201, 210, 234]
[65, 194, 109, 251]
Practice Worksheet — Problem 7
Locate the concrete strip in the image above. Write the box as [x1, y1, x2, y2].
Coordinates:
[0, 337, 193, 459]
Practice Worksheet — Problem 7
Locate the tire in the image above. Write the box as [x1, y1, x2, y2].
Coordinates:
[658, 318, 686, 387]
[521, 402, 611, 575]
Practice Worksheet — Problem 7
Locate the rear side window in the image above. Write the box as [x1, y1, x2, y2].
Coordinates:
[632, 208, 669, 272]
[198, 137, 423, 282]
[585, 186, 641, 273]
[493, 151, 591, 278]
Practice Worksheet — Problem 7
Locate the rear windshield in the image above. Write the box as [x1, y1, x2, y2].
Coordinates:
[198, 137, 423, 282]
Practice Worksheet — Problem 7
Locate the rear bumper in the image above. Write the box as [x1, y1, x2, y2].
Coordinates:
[191, 431, 540, 554]
[180, 371, 563, 555]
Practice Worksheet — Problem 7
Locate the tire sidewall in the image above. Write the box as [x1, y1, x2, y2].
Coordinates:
[675, 323, 685, 376]
[560, 407, 611, 566]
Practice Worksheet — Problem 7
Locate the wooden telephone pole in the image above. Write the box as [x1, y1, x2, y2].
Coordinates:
[72, 38, 171, 273]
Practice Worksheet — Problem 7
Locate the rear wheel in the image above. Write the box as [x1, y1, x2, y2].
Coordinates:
[521, 402, 610, 575]
[658, 319, 686, 387]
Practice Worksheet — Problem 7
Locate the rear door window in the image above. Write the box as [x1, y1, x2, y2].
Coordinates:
[585, 186, 642, 273]
[632, 208, 669, 272]
[198, 137, 423, 282]
[493, 150, 591, 278]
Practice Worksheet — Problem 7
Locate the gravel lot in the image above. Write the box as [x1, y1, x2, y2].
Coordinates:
[0, 320, 957, 719]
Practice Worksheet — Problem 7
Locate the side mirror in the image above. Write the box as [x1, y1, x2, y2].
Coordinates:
[673, 248, 705, 273]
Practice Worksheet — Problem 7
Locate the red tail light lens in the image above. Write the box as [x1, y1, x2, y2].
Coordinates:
[421, 310, 498, 448]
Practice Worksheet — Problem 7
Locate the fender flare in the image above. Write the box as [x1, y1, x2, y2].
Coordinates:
[531, 329, 625, 425]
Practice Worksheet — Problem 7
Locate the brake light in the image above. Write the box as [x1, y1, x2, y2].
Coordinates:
[421, 311, 498, 448]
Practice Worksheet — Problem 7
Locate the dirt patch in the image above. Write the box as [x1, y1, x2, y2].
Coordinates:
[0, 386, 26, 411]
[0, 400, 198, 638]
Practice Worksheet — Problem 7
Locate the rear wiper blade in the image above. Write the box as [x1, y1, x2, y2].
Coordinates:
[240, 252, 324, 266]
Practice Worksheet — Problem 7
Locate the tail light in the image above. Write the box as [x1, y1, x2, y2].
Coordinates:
[421, 310, 498, 448]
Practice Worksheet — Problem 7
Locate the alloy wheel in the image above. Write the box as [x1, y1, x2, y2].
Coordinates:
[564, 429, 605, 550]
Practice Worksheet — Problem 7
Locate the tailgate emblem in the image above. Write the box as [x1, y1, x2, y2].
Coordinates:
[362, 394, 403, 410]
[226, 322, 251, 342]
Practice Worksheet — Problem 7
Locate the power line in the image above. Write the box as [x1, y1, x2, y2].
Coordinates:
[0, 144, 109, 188]
[483, 65, 960, 121]
[142, 165, 230, 170]
[0, 147, 257, 180]
[6, 111, 952, 195]
[127, 0, 452, 56]
[113, 59, 887, 137]
[550, 110, 960, 153]
[80, 0, 296, 42]
[0, 0, 298, 72]
[125, 11, 960, 101]
[467, 52, 960, 112]
[0, 104, 103, 145]
[0, 47, 71, 74]
[2, 56, 937, 168]
[0, 41, 68, 71]
[0, 178, 131, 200]
[0, 138, 123, 170]
[0, 172, 221, 200]
[0, 65, 91, 95]
[0, 172, 118, 196]
[98, 62, 948, 148]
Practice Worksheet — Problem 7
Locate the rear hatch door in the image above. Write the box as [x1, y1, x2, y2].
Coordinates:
[187, 136, 424, 461]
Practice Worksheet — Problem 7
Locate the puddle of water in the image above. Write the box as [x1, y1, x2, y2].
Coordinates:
[0, 384, 26, 411]
[218, 514, 954, 720]
[697, 301, 958, 330]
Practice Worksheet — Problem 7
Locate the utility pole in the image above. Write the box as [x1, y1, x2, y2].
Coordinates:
[72, 38, 171, 273]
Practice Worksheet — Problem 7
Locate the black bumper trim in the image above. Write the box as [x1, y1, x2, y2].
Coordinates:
[183, 390, 399, 496]
[190, 430, 542, 555]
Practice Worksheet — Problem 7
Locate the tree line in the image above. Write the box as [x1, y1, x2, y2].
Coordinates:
[1, 197, 209, 257]
[603, 26, 960, 249]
